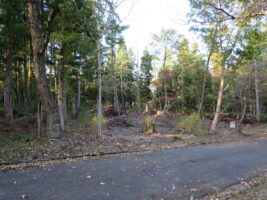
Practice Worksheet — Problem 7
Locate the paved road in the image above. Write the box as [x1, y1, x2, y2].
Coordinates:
[1, 140, 267, 200]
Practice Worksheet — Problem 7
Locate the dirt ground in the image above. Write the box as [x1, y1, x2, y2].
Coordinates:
[1, 112, 267, 168]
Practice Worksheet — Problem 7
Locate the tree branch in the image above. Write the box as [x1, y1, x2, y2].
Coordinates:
[206, 2, 235, 20]
[205, 0, 267, 21]
[40, 7, 59, 54]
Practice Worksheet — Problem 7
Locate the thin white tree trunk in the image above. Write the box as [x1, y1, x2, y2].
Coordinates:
[97, 39, 102, 136]
[137, 81, 141, 112]
[240, 96, 247, 123]
[162, 48, 168, 112]
[57, 61, 66, 130]
[254, 60, 260, 122]
[37, 101, 42, 137]
[77, 65, 81, 119]
[211, 63, 226, 132]
[120, 65, 125, 110]
[136, 50, 141, 113]
[111, 46, 120, 115]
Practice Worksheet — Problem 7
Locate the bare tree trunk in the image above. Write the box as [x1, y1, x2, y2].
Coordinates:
[211, 77, 216, 113]
[198, 49, 213, 117]
[111, 45, 120, 115]
[76, 64, 81, 119]
[254, 60, 260, 122]
[17, 62, 24, 107]
[210, 31, 238, 132]
[23, 55, 28, 107]
[162, 48, 168, 112]
[28, 2, 61, 138]
[163, 84, 168, 111]
[240, 96, 247, 123]
[120, 66, 125, 110]
[137, 80, 141, 113]
[4, 47, 14, 124]
[72, 100, 77, 119]
[211, 63, 226, 132]
[28, 52, 34, 103]
[63, 86, 67, 121]
[57, 47, 67, 130]
[97, 39, 102, 136]
[114, 88, 119, 114]
[136, 50, 141, 113]
[37, 101, 42, 137]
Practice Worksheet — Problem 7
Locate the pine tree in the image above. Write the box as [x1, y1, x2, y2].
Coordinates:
[140, 49, 153, 102]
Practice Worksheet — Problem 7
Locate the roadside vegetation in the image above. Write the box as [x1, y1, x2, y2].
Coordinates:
[0, 1, 266, 168]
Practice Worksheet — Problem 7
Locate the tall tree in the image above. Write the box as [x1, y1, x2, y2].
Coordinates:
[140, 49, 153, 104]
[151, 29, 180, 112]
[115, 38, 133, 109]
[190, 0, 240, 131]
[94, 0, 123, 136]
[236, 27, 267, 121]
[27, 1, 61, 138]
[210, 25, 239, 131]
[195, 27, 217, 116]
[0, 1, 29, 124]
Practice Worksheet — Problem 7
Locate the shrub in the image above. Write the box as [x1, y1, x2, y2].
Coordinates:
[88, 114, 106, 134]
[173, 136, 182, 141]
[64, 125, 72, 133]
[175, 114, 202, 135]
[80, 109, 90, 127]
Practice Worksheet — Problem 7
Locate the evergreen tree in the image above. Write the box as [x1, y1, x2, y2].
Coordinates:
[140, 50, 153, 102]
[115, 37, 134, 109]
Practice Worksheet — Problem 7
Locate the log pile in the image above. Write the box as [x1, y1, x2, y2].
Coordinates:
[103, 105, 119, 117]
[106, 115, 132, 128]
[142, 109, 157, 115]
[89, 105, 119, 117]
[205, 113, 257, 124]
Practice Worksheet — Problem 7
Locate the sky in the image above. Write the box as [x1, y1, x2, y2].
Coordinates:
[116, 0, 197, 54]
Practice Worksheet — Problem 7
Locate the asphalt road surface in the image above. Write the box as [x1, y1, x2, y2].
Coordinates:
[1, 140, 267, 200]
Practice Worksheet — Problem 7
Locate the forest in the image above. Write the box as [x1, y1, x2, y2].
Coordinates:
[0, 0, 267, 163]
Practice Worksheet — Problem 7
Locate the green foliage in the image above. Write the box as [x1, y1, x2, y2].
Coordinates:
[0, 0, 266, 140]
[173, 136, 182, 141]
[87, 114, 106, 134]
[140, 49, 153, 101]
[79, 109, 90, 127]
[79, 108, 106, 134]
[0, 134, 34, 148]
[237, 26, 267, 64]
[114, 37, 135, 106]
[64, 125, 72, 133]
[175, 114, 202, 135]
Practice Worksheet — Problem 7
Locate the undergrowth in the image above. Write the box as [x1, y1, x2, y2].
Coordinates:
[0, 133, 45, 148]
[175, 114, 207, 135]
